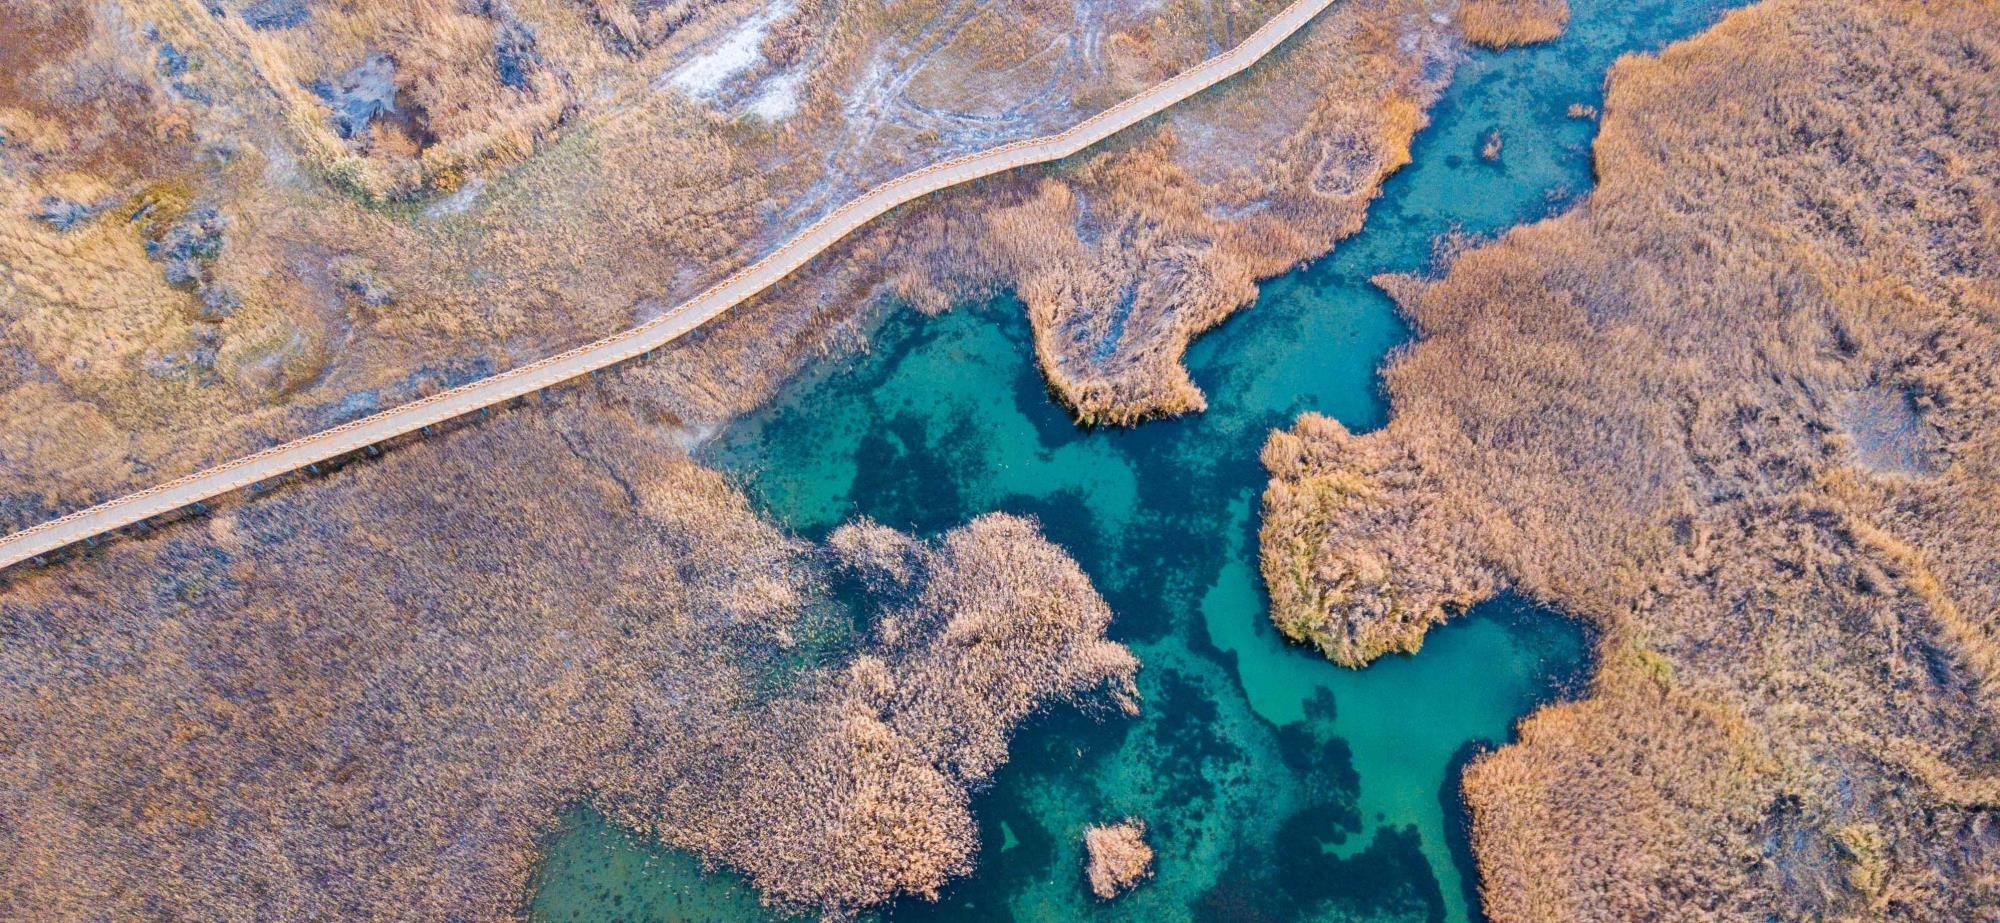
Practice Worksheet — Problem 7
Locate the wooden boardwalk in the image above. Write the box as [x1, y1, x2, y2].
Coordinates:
[0, 0, 1338, 572]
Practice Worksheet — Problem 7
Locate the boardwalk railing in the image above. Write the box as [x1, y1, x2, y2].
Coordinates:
[0, 0, 1337, 572]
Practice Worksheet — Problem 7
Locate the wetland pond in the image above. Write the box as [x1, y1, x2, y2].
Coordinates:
[532, 1, 1739, 919]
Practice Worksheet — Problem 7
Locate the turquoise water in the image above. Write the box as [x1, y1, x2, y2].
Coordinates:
[531, 1, 1737, 920]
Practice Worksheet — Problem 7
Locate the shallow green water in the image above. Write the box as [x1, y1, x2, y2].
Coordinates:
[531, 1, 1738, 920]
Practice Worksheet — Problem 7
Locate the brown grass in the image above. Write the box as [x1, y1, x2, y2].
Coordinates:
[1463, 649, 1781, 920]
[0, 390, 1138, 920]
[1459, 0, 1568, 48]
[1260, 0, 2000, 917]
[0, 0, 1255, 522]
[863, 0, 1572, 425]
[1083, 818, 1154, 899]
[0, 0, 1568, 529]
[1259, 411, 1500, 666]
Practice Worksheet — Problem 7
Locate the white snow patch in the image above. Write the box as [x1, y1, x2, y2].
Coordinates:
[662, 1, 792, 98]
[424, 176, 487, 219]
[260, 139, 305, 187]
[674, 420, 721, 451]
[746, 70, 804, 120]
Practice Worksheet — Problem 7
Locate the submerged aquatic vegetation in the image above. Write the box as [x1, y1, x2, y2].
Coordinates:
[1262, 0, 2000, 916]
[864, 0, 1579, 425]
[0, 393, 1137, 920]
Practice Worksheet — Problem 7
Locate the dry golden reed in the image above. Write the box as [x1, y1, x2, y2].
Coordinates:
[1261, 0, 2000, 917]
[1, 0, 1566, 528]
[0, 392, 1138, 920]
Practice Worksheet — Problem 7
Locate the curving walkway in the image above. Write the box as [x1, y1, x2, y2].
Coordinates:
[0, 0, 1338, 572]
